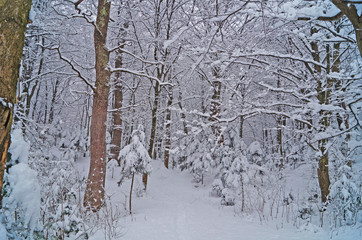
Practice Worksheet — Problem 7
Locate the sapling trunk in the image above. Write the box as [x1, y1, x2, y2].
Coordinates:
[129, 172, 135, 214]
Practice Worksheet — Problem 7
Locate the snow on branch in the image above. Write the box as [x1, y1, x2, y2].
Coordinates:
[233, 51, 326, 69]
[112, 47, 164, 65]
[109, 66, 173, 87]
[256, 82, 312, 103]
[310, 123, 360, 144]
[58, 0, 98, 33]
[315, 24, 355, 44]
[297, 11, 344, 21]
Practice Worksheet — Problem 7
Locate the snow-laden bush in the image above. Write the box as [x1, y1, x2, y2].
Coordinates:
[0, 221, 7, 239]
[40, 166, 88, 240]
[247, 141, 264, 166]
[210, 179, 223, 197]
[1, 128, 41, 239]
[329, 165, 360, 227]
[20, 120, 90, 239]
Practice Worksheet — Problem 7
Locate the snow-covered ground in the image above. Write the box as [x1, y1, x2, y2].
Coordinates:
[77, 160, 361, 240]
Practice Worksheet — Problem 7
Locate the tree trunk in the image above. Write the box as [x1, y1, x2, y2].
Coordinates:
[317, 153, 330, 203]
[144, 81, 160, 189]
[0, 0, 32, 204]
[48, 79, 60, 124]
[239, 116, 244, 139]
[276, 78, 285, 169]
[209, 73, 223, 144]
[129, 172, 134, 214]
[30, 37, 45, 121]
[164, 87, 173, 169]
[83, 0, 111, 212]
[178, 91, 188, 135]
[43, 79, 48, 124]
[311, 27, 331, 204]
[110, 19, 128, 164]
[331, 0, 362, 57]
[110, 53, 123, 164]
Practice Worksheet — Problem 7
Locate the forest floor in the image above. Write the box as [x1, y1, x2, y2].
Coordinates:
[76, 160, 361, 240]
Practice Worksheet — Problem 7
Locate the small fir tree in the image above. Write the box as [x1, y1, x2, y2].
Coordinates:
[118, 125, 152, 213]
[181, 133, 214, 184]
[329, 165, 360, 227]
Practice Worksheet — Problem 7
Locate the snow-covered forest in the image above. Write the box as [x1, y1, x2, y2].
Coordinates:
[0, 0, 361, 239]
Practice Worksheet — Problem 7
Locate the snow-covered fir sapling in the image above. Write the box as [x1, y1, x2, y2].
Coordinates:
[118, 125, 152, 214]
[212, 129, 251, 208]
[218, 142, 251, 208]
[181, 133, 214, 185]
[329, 165, 360, 228]
[212, 130, 270, 212]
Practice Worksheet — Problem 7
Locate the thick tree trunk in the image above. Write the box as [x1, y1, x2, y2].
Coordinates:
[317, 153, 330, 203]
[0, 0, 32, 204]
[83, 0, 111, 212]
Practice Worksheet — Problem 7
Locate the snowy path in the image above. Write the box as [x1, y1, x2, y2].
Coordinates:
[100, 161, 358, 240]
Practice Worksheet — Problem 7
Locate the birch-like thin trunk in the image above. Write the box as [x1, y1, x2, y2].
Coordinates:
[164, 87, 173, 168]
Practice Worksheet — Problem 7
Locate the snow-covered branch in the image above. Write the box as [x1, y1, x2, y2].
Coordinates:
[109, 66, 173, 87]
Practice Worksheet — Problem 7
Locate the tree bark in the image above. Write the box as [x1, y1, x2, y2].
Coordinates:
[311, 27, 331, 204]
[110, 19, 128, 164]
[164, 86, 173, 169]
[178, 91, 188, 135]
[331, 0, 362, 57]
[144, 81, 160, 189]
[0, 0, 32, 204]
[83, 0, 111, 212]
[110, 53, 123, 164]
[129, 172, 134, 214]
[209, 69, 223, 144]
[276, 78, 285, 169]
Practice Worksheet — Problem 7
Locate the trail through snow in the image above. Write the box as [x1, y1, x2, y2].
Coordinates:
[94, 161, 360, 240]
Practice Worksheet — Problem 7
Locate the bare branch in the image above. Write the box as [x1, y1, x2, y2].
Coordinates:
[116, 48, 164, 65]
[74, 0, 85, 14]
[54, 47, 95, 91]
